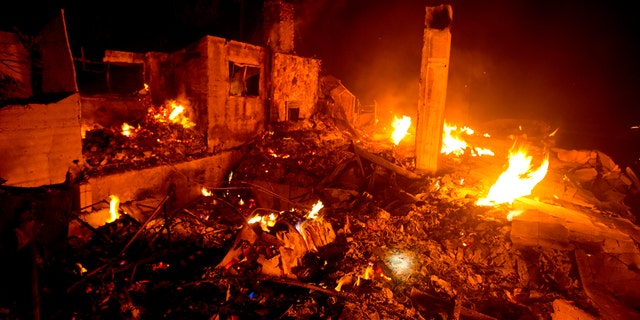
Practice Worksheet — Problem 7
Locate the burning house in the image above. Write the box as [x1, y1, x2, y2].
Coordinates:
[1, 2, 640, 320]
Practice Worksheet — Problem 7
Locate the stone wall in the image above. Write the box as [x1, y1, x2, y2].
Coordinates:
[271, 53, 321, 122]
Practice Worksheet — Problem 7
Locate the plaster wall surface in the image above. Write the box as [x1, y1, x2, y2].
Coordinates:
[0, 93, 82, 187]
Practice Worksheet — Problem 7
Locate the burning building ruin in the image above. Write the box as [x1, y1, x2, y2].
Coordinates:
[1, 2, 640, 320]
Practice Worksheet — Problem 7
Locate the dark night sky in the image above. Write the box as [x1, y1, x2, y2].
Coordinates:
[292, 0, 640, 165]
[3, 0, 640, 164]
[294, 0, 640, 127]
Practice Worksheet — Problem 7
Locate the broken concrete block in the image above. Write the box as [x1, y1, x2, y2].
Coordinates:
[551, 299, 598, 320]
[510, 217, 571, 250]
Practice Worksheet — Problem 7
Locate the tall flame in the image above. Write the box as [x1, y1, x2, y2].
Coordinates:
[476, 143, 549, 206]
[106, 195, 120, 223]
[391, 115, 411, 145]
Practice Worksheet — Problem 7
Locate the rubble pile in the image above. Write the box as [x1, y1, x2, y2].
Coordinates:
[10, 113, 640, 319]
[82, 103, 207, 176]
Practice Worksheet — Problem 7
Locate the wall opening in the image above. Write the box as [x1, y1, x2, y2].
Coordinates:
[75, 61, 144, 95]
[229, 62, 260, 97]
[286, 100, 300, 121]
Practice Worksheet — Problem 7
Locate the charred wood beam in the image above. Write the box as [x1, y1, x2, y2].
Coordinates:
[70, 215, 113, 245]
[410, 287, 498, 320]
[118, 185, 175, 258]
[257, 275, 356, 300]
[67, 186, 176, 293]
[352, 143, 421, 180]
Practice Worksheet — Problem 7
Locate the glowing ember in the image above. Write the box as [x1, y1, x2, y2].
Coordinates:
[201, 187, 212, 197]
[476, 142, 549, 206]
[106, 195, 120, 223]
[228, 171, 234, 184]
[307, 200, 324, 219]
[391, 115, 411, 145]
[267, 147, 290, 159]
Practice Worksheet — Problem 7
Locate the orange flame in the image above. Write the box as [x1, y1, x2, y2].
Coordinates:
[441, 121, 494, 156]
[248, 212, 279, 232]
[168, 101, 195, 128]
[476, 142, 549, 206]
[441, 122, 468, 156]
[105, 195, 120, 223]
[201, 187, 212, 197]
[391, 115, 411, 145]
[121, 123, 134, 137]
[307, 200, 324, 219]
[152, 100, 196, 128]
[362, 262, 374, 280]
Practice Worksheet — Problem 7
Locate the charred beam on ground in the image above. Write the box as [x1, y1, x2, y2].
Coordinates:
[352, 143, 421, 180]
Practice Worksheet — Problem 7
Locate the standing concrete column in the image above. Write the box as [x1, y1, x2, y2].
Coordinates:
[415, 5, 452, 175]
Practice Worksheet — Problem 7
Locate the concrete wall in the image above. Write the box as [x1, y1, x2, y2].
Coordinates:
[80, 96, 148, 132]
[218, 39, 267, 150]
[180, 37, 269, 153]
[83, 150, 243, 211]
[176, 37, 211, 139]
[272, 53, 321, 122]
[144, 52, 172, 105]
[0, 93, 82, 187]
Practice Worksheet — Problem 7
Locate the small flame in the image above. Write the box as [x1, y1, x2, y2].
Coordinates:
[391, 115, 411, 145]
[152, 101, 196, 128]
[267, 147, 290, 159]
[106, 195, 120, 223]
[507, 210, 524, 221]
[307, 200, 324, 219]
[201, 187, 212, 197]
[476, 142, 549, 206]
[362, 262, 374, 280]
[168, 101, 195, 128]
[248, 212, 279, 232]
[121, 123, 133, 137]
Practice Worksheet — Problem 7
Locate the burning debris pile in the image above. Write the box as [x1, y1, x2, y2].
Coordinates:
[81, 100, 206, 176]
[13, 114, 640, 319]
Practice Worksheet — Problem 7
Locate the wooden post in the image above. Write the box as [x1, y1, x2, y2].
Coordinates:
[415, 5, 453, 175]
